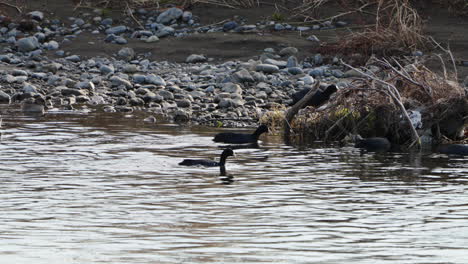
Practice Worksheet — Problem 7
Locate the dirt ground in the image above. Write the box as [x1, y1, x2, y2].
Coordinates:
[1, 0, 467, 80]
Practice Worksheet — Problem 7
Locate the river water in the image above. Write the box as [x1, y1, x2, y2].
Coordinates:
[0, 107, 467, 264]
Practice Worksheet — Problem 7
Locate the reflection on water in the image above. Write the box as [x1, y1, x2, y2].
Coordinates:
[0, 107, 467, 264]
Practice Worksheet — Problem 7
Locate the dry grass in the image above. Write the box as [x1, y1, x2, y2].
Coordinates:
[262, 58, 467, 144]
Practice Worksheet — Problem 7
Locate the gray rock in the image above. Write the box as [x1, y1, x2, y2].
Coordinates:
[279, 47, 298, 56]
[0, 90, 11, 104]
[23, 83, 38, 93]
[157, 7, 183, 25]
[17, 36, 40, 52]
[133, 74, 147, 84]
[309, 67, 325, 77]
[222, 83, 243, 94]
[65, 55, 81, 62]
[105, 25, 127, 35]
[232, 69, 254, 83]
[60, 87, 86, 96]
[186, 54, 207, 63]
[288, 67, 303, 75]
[115, 37, 128, 45]
[145, 35, 159, 43]
[155, 26, 175, 38]
[314, 54, 323, 65]
[264, 58, 287, 68]
[219, 98, 234, 108]
[12, 69, 28, 76]
[159, 90, 174, 100]
[28, 11, 44, 21]
[173, 109, 191, 123]
[110, 76, 132, 88]
[331, 69, 344, 78]
[100, 64, 115, 75]
[101, 18, 113, 26]
[287, 56, 298, 68]
[255, 64, 279, 73]
[307, 35, 320, 42]
[182, 11, 192, 22]
[44, 40, 59, 50]
[123, 64, 138, 73]
[146, 74, 166, 86]
[176, 99, 191, 108]
[144, 116, 157, 123]
[117, 47, 135, 61]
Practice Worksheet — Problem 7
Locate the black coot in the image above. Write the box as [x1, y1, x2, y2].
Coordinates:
[437, 144, 468, 156]
[213, 125, 268, 144]
[354, 135, 391, 152]
[179, 149, 235, 167]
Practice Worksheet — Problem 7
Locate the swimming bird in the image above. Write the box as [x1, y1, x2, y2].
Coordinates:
[437, 144, 468, 156]
[179, 149, 235, 167]
[353, 135, 391, 152]
[213, 124, 268, 144]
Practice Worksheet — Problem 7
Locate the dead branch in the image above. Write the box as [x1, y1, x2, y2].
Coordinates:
[0, 2, 22, 13]
[341, 60, 421, 148]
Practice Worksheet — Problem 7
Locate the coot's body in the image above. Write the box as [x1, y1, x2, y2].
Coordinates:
[213, 125, 268, 144]
[437, 144, 468, 156]
[354, 136, 391, 152]
[179, 149, 235, 167]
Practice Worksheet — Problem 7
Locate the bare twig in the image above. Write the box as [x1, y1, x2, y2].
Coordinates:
[125, 1, 144, 29]
[0, 2, 22, 13]
[341, 60, 421, 148]
[429, 36, 458, 81]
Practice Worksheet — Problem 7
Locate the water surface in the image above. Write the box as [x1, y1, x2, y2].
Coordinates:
[0, 108, 467, 264]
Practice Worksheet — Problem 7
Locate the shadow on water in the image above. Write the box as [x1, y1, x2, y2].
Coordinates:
[0, 105, 468, 264]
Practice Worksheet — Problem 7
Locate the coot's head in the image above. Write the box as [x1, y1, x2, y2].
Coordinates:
[222, 148, 235, 158]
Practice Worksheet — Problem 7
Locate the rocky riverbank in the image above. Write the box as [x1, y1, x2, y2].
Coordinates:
[0, 2, 467, 141]
[0, 6, 361, 127]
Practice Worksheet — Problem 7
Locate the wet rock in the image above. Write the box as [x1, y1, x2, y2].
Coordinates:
[17, 36, 40, 52]
[0, 90, 11, 104]
[157, 7, 183, 25]
[144, 116, 157, 123]
[117, 47, 135, 61]
[307, 35, 320, 42]
[255, 64, 279, 73]
[186, 54, 207, 63]
[23, 83, 38, 93]
[173, 109, 191, 122]
[129, 97, 145, 106]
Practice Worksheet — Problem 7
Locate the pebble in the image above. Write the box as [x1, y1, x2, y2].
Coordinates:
[157, 7, 183, 25]
[186, 54, 207, 63]
[17, 37, 40, 52]
[117, 47, 135, 61]
[255, 64, 280, 73]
